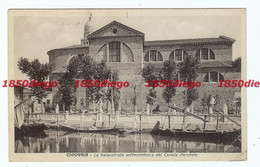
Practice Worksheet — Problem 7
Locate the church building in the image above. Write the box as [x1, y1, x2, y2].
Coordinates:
[47, 17, 241, 113]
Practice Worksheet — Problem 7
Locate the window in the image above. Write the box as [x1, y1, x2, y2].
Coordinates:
[210, 72, 218, 82]
[219, 73, 224, 81]
[47, 100, 50, 105]
[203, 72, 224, 83]
[158, 52, 163, 61]
[196, 49, 215, 60]
[144, 52, 149, 61]
[113, 28, 117, 34]
[109, 42, 120, 62]
[169, 51, 174, 60]
[78, 54, 84, 60]
[175, 49, 183, 61]
[209, 50, 215, 59]
[150, 50, 156, 61]
[169, 49, 188, 61]
[203, 73, 209, 82]
[201, 48, 208, 60]
[144, 50, 163, 62]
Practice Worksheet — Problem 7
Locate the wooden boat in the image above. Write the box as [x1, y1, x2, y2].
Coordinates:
[14, 98, 47, 140]
[59, 123, 126, 134]
[15, 124, 48, 140]
[146, 95, 241, 146]
[150, 121, 241, 145]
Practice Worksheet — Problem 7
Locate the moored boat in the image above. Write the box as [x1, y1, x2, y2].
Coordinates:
[15, 124, 47, 140]
[59, 123, 126, 134]
[150, 121, 241, 145]
[14, 98, 47, 139]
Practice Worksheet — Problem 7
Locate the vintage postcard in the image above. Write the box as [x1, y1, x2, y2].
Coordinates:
[8, 9, 246, 161]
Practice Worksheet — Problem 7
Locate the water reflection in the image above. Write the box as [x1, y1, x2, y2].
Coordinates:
[15, 130, 240, 153]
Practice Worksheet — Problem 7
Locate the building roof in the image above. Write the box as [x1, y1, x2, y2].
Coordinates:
[47, 45, 89, 56]
[145, 36, 235, 47]
[87, 20, 145, 39]
[64, 44, 88, 49]
[200, 60, 233, 68]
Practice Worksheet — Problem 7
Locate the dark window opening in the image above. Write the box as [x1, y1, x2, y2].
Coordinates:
[144, 50, 163, 62]
[169, 51, 174, 60]
[201, 48, 209, 60]
[196, 48, 215, 60]
[210, 71, 218, 82]
[150, 50, 156, 61]
[175, 49, 182, 61]
[113, 28, 117, 34]
[144, 52, 149, 61]
[203, 72, 224, 83]
[109, 42, 120, 62]
[158, 52, 163, 61]
[203, 73, 209, 82]
[209, 50, 215, 59]
[219, 73, 224, 81]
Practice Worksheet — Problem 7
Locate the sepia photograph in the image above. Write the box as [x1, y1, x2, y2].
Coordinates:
[8, 9, 246, 161]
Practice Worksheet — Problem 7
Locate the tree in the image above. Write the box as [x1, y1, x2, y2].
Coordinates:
[129, 76, 143, 114]
[93, 60, 114, 113]
[57, 55, 115, 113]
[200, 93, 208, 112]
[131, 85, 137, 114]
[104, 70, 120, 113]
[56, 57, 80, 112]
[142, 64, 157, 114]
[142, 63, 157, 81]
[161, 59, 176, 114]
[80, 56, 116, 113]
[17, 57, 51, 112]
[232, 57, 241, 72]
[179, 55, 200, 113]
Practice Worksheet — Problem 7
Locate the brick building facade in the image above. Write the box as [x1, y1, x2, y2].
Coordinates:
[47, 19, 241, 113]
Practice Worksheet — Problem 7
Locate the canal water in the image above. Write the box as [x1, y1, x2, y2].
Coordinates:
[15, 130, 241, 153]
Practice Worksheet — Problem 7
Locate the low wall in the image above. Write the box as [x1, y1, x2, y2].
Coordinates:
[27, 113, 241, 131]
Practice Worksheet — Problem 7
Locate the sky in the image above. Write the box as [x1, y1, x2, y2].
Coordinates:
[12, 9, 245, 80]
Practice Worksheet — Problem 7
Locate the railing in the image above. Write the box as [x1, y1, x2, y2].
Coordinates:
[26, 112, 241, 131]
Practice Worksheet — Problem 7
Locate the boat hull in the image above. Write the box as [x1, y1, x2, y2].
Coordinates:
[59, 124, 125, 134]
[150, 121, 241, 145]
[15, 124, 47, 140]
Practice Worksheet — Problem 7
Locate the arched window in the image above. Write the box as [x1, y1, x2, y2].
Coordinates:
[175, 49, 182, 61]
[203, 72, 224, 83]
[196, 48, 215, 60]
[150, 50, 156, 61]
[169, 49, 188, 61]
[97, 44, 107, 62]
[209, 50, 215, 59]
[144, 50, 163, 62]
[109, 42, 120, 62]
[169, 51, 174, 60]
[122, 43, 134, 62]
[144, 52, 149, 61]
[158, 52, 163, 61]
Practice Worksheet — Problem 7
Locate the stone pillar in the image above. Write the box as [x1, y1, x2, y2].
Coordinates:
[146, 103, 150, 115]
